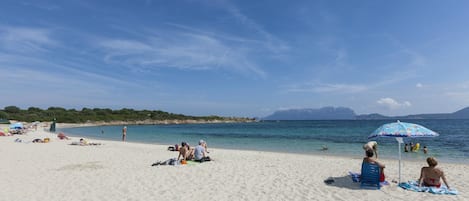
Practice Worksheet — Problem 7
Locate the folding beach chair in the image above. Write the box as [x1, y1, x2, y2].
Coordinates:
[360, 162, 381, 189]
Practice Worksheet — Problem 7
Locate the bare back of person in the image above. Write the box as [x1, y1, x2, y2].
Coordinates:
[421, 167, 443, 186]
[178, 146, 193, 160]
[419, 157, 451, 189]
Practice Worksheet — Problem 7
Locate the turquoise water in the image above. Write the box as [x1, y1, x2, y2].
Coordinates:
[60, 119, 469, 164]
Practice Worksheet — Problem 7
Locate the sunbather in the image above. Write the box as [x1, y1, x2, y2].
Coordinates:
[32, 138, 44, 143]
[363, 149, 385, 182]
[70, 138, 101, 146]
[418, 157, 451, 190]
[57, 132, 70, 140]
[178, 142, 193, 160]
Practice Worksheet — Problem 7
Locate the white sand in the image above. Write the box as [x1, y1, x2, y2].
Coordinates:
[0, 127, 467, 201]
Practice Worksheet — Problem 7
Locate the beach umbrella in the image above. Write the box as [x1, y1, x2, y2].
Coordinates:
[368, 120, 439, 183]
[9, 122, 23, 129]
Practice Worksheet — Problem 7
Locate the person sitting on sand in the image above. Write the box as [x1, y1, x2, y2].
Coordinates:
[363, 149, 386, 182]
[418, 157, 451, 189]
[57, 132, 70, 140]
[178, 142, 194, 160]
[363, 141, 378, 158]
[194, 140, 211, 162]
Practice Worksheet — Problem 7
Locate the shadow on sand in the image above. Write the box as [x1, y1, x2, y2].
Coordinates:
[323, 175, 363, 190]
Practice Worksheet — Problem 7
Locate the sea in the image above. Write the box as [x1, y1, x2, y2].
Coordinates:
[59, 119, 469, 164]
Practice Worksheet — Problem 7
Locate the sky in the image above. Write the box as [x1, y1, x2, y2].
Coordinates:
[1, 0, 469, 118]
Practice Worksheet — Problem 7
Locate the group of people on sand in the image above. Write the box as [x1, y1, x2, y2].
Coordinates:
[362, 141, 451, 190]
[177, 140, 211, 162]
[154, 140, 211, 166]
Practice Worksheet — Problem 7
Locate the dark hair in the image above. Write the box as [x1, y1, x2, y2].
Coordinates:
[366, 149, 374, 157]
[181, 142, 187, 146]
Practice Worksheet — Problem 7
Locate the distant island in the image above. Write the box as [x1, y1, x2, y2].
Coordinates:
[263, 106, 469, 120]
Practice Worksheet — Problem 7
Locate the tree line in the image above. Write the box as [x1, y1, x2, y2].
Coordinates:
[0, 106, 250, 123]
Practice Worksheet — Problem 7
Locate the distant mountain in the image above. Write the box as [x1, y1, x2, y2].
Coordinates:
[263, 107, 356, 120]
[357, 107, 469, 120]
[355, 113, 390, 120]
[264, 107, 469, 120]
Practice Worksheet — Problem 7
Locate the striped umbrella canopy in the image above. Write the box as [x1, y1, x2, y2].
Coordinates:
[367, 120, 439, 183]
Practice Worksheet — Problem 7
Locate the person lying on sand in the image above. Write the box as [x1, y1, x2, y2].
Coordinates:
[32, 138, 44, 143]
[32, 138, 50, 143]
[70, 138, 102, 146]
[418, 157, 451, 190]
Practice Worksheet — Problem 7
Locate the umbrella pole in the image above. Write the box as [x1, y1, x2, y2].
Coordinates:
[398, 142, 401, 183]
[396, 137, 404, 183]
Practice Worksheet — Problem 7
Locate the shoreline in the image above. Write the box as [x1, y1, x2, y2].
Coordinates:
[55, 119, 256, 128]
[57, 123, 469, 165]
[0, 127, 466, 200]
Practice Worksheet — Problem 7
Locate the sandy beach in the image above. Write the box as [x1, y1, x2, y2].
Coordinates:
[0, 126, 466, 201]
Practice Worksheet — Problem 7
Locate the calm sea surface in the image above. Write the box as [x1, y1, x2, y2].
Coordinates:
[60, 119, 469, 164]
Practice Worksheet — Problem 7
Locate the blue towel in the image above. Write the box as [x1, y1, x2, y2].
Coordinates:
[399, 181, 458, 195]
[349, 171, 360, 182]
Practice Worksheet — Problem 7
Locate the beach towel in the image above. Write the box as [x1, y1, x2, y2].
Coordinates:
[348, 172, 389, 186]
[398, 181, 458, 195]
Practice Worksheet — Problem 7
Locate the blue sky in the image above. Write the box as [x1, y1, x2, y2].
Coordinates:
[1, 0, 469, 117]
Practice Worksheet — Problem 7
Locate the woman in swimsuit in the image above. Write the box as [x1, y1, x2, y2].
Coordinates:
[418, 157, 451, 189]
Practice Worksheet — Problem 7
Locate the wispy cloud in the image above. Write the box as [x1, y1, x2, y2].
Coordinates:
[285, 82, 368, 94]
[386, 34, 427, 67]
[225, 5, 289, 53]
[377, 97, 411, 110]
[0, 26, 57, 53]
[96, 29, 267, 78]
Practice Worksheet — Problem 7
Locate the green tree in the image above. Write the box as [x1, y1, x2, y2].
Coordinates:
[0, 111, 9, 119]
[4, 106, 20, 113]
